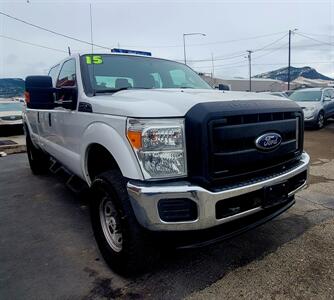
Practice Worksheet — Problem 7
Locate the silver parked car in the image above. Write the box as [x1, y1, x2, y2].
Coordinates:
[0, 101, 24, 127]
[288, 88, 334, 129]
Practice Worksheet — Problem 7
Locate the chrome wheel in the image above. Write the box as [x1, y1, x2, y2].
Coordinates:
[318, 113, 324, 128]
[99, 197, 123, 252]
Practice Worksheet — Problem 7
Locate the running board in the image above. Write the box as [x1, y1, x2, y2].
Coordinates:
[49, 157, 88, 194]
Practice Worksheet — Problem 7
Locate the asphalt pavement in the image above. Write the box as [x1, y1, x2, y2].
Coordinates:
[0, 122, 334, 299]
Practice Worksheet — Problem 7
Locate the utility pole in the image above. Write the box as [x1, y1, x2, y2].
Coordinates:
[288, 29, 291, 90]
[183, 34, 186, 65]
[287, 28, 297, 90]
[247, 50, 253, 92]
[211, 52, 215, 79]
[182, 32, 206, 65]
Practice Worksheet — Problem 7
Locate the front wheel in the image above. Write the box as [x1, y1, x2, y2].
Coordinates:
[90, 170, 158, 275]
[315, 111, 325, 129]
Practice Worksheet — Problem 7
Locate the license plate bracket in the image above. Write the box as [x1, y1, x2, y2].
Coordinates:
[263, 181, 288, 208]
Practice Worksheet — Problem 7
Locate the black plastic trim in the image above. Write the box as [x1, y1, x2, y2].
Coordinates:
[78, 102, 93, 113]
[185, 100, 304, 187]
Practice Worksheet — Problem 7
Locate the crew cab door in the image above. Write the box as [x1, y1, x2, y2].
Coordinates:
[36, 65, 60, 153]
[51, 58, 82, 174]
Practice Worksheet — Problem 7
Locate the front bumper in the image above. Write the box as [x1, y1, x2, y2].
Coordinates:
[303, 113, 318, 125]
[127, 152, 309, 231]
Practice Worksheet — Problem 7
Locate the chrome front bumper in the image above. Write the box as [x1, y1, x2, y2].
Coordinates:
[127, 152, 310, 231]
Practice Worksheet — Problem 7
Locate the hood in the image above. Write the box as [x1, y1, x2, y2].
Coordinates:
[295, 101, 321, 109]
[89, 89, 293, 118]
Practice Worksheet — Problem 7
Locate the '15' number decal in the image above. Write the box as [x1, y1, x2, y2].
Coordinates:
[85, 55, 103, 64]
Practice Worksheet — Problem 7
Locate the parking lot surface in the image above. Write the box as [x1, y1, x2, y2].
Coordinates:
[1, 121, 334, 299]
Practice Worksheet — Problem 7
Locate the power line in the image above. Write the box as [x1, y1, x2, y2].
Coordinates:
[253, 43, 289, 60]
[181, 53, 245, 63]
[122, 31, 288, 48]
[0, 10, 113, 50]
[295, 32, 334, 46]
[253, 33, 288, 52]
[299, 31, 334, 38]
[0, 11, 289, 50]
[178, 33, 289, 63]
[0, 34, 67, 53]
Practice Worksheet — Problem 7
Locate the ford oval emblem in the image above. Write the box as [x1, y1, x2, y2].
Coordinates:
[255, 132, 282, 151]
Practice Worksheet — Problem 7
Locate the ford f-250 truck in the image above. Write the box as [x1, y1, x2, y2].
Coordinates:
[23, 52, 309, 274]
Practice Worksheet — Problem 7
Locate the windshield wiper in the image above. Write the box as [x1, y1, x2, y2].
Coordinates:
[95, 87, 152, 94]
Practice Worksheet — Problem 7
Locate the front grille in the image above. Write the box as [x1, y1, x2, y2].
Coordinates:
[209, 112, 302, 183]
[185, 100, 304, 188]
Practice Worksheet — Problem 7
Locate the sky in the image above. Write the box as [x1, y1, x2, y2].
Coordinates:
[0, 0, 333, 80]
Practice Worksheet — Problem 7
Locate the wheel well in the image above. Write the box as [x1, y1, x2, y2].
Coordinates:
[86, 144, 120, 181]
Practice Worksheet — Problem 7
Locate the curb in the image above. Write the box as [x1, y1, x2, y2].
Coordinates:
[0, 144, 26, 155]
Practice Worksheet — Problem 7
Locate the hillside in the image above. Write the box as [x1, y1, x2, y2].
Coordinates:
[254, 66, 333, 82]
[0, 78, 25, 98]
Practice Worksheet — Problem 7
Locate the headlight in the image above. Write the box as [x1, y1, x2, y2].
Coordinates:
[127, 118, 187, 179]
[303, 106, 316, 116]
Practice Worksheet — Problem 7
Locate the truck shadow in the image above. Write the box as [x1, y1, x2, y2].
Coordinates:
[119, 213, 312, 299]
[72, 189, 317, 299]
[17, 158, 317, 300]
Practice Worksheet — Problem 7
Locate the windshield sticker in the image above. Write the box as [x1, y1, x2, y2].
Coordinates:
[85, 55, 103, 64]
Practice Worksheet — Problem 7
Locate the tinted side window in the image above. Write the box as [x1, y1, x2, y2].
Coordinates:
[48, 65, 60, 86]
[328, 89, 334, 99]
[323, 90, 330, 100]
[56, 59, 76, 87]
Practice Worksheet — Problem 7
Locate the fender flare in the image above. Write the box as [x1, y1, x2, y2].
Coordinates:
[81, 122, 144, 185]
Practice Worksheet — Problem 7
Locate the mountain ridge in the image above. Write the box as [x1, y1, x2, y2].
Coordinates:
[254, 66, 333, 82]
[0, 78, 25, 98]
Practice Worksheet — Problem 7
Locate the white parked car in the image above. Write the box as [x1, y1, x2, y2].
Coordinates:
[0, 101, 23, 127]
[23, 52, 309, 275]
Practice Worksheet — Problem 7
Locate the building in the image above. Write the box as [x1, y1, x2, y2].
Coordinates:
[200, 74, 287, 92]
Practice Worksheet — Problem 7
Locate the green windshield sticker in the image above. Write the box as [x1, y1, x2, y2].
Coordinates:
[85, 55, 103, 64]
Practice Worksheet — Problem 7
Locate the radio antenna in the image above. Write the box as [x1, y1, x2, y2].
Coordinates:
[89, 3, 96, 96]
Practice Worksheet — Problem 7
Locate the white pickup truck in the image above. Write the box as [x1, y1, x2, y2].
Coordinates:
[23, 52, 309, 275]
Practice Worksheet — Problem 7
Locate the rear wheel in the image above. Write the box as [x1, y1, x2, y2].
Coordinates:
[26, 133, 49, 174]
[90, 170, 158, 275]
[316, 111, 325, 129]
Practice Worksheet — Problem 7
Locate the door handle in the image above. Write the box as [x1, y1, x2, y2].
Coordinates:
[48, 113, 52, 127]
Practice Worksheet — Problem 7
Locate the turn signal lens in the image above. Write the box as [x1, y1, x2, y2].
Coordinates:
[24, 91, 30, 103]
[127, 130, 142, 149]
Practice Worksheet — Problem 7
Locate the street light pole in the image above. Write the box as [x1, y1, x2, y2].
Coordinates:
[183, 34, 187, 65]
[247, 50, 253, 92]
[183, 32, 206, 65]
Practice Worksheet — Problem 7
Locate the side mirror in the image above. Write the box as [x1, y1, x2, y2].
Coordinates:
[323, 96, 331, 102]
[25, 76, 55, 109]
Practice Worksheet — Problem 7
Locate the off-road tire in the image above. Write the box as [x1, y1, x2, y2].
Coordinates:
[26, 132, 49, 175]
[90, 170, 158, 276]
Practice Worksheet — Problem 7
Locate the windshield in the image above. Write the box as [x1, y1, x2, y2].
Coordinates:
[288, 91, 322, 102]
[80, 54, 212, 95]
[0, 102, 23, 112]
